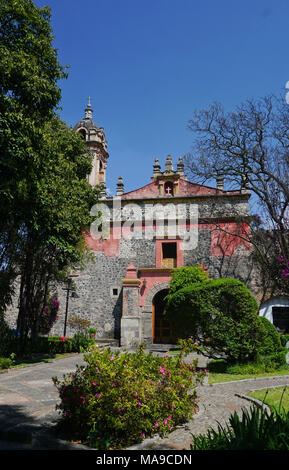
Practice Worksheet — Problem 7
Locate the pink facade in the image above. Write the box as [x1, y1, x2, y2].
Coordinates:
[139, 269, 172, 307]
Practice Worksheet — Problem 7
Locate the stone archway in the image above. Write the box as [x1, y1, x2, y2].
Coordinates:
[141, 281, 171, 345]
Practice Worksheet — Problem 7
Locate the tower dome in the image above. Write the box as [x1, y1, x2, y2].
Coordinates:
[74, 98, 109, 187]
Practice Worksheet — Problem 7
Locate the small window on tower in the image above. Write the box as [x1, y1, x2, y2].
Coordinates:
[78, 129, 86, 140]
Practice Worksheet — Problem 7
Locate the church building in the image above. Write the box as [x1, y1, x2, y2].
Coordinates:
[58, 102, 256, 347]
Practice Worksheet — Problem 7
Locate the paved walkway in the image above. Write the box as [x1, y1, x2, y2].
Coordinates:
[0, 352, 289, 450]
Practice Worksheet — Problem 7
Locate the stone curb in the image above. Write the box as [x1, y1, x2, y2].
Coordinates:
[234, 393, 272, 415]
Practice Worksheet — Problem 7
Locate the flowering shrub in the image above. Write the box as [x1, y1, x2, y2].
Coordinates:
[275, 241, 289, 279]
[67, 316, 91, 334]
[39, 297, 60, 335]
[53, 344, 206, 449]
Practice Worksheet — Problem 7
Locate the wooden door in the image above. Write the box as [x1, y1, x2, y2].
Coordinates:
[152, 290, 177, 344]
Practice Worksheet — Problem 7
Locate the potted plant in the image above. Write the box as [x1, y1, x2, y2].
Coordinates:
[88, 328, 97, 339]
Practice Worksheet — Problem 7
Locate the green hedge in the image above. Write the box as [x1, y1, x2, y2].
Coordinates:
[257, 317, 283, 356]
[0, 333, 95, 358]
[280, 335, 289, 348]
[165, 278, 264, 363]
[167, 266, 209, 296]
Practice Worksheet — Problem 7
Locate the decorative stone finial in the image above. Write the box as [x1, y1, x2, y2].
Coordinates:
[177, 156, 184, 175]
[153, 157, 161, 176]
[165, 155, 173, 172]
[116, 176, 124, 196]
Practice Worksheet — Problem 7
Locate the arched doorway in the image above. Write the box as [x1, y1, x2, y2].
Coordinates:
[152, 289, 177, 344]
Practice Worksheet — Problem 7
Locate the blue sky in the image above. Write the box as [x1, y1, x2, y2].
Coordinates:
[36, 0, 289, 194]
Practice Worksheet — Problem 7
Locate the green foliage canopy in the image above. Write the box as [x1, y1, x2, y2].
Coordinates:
[165, 277, 265, 362]
[167, 265, 209, 297]
[0, 0, 99, 341]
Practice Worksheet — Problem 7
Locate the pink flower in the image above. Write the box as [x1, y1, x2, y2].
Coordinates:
[109, 356, 114, 361]
[164, 419, 168, 425]
[137, 401, 142, 406]
[142, 433, 145, 438]
[154, 422, 159, 427]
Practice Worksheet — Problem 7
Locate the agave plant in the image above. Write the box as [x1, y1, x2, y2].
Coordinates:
[191, 404, 289, 450]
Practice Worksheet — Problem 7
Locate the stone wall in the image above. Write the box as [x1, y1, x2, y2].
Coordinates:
[49, 220, 254, 342]
[4, 194, 256, 344]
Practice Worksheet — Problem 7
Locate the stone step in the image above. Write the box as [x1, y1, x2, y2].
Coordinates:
[94, 338, 119, 348]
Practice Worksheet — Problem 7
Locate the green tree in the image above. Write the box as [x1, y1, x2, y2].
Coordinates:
[15, 117, 99, 342]
[0, 1, 99, 345]
[0, 0, 66, 317]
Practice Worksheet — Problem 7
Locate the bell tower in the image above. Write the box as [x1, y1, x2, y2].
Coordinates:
[74, 98, 109, 188]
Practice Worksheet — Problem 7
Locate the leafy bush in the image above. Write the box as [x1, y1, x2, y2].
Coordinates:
[165, 278, 262, 362]
[208, 351, 288, 376]
[0, 325, 17, 357]
[0, 356, 14, 370]
[280, 335, 289, 348]
[0, 333, 93, 359]
[70, 332, 95, 352]
[53, 345, 206, 449]
[257, 317, 282, 356]
[226, 353, 287, 375]
[48, 336, 73, 354]
[191, 406, 289, 450]
[48, 334, 94, 354]
[167, 265, 209, 298]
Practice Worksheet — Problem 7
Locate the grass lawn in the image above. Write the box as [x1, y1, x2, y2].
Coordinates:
[11, 353, 75, 368]
[247, 386, 289, 414]
[208, 368, 289, 384]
